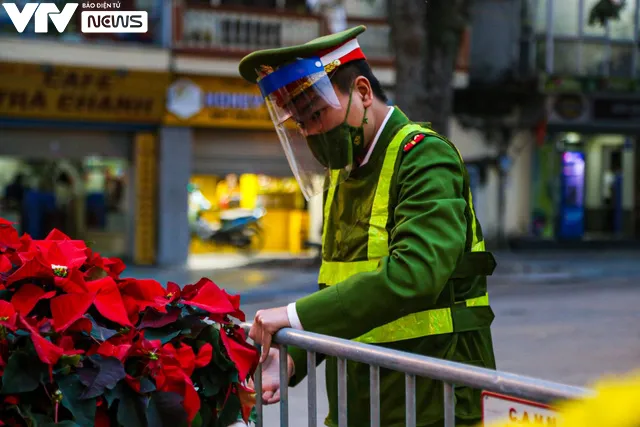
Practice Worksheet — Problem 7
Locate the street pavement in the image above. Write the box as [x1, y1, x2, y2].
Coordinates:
[122, 250, 640, 426]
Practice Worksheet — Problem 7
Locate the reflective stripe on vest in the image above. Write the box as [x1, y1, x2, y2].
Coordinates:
[318, 123, 490, 344]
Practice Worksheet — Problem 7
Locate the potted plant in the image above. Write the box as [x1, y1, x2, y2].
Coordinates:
[0, 218, 259, 426]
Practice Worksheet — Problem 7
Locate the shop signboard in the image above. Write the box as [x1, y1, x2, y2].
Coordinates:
[592, 97, 640, 121]
[0, 62, 168, 123]
[164, 75, 275, 130]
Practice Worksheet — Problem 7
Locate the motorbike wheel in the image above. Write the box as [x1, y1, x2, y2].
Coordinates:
[237, 224, 265, 256]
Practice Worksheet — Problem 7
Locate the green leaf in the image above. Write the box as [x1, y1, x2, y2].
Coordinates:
[195, 366, 225, 398]
[59, 354, 82, 369]
[42, 422, 82, 427]
[142, 327, 181, 344]
[1, 352, 46, 394]
[116, 382, 149, 427]
[7, 403, 39, 426]
[196, 401, 215, 427]
[215, 392, 241, 427]
[138, 377, 156, 394]
[203, 326, 234, 371]
[146, 391, 188, 427]
[190, 412, 203, 427]
[57, 374, 97, 426]
[33, 413, 55, 424]
[88, 315, 119, 342]
[77, 355, 126, 399]
[103, 382, 124, 408]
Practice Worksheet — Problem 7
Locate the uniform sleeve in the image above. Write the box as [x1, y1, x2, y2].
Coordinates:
[293, 136, 468, 340]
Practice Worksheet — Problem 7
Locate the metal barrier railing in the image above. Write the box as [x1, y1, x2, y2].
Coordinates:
[243, 325, 594, 427]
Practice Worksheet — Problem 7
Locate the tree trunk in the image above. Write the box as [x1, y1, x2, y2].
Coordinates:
[391, 0, 471, 137]
[390, 0, 428, 122]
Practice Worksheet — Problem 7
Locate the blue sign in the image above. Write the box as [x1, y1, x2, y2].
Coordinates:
[557, 151, 585, 240]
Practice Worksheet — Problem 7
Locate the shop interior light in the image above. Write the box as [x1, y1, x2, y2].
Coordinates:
[564, 132, 581, 144]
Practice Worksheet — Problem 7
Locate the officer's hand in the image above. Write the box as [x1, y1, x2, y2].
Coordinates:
[249, 306, 291, 363]
[260, 347, 295, 405]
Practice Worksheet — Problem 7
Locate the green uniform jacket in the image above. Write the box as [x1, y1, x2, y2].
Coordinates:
[288, 107, 497, 427]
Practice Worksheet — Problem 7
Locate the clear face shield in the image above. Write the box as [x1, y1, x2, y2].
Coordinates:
[257, 58, 355, 201]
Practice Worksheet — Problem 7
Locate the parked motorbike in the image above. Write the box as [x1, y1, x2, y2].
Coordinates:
[192, 207, 266, 255]
[188, 184, 266, 254]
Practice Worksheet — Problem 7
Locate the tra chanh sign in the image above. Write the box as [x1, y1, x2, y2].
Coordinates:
[0, 62, 168, 123]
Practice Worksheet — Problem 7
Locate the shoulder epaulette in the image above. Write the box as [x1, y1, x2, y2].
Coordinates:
[403, 133, 426, 153]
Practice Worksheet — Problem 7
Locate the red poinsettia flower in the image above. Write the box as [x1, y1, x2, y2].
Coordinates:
[180, 278, 241, 320]
[54, 269, 90, 294]
[86, 277, 132, 327]
[221, 289, 246, 322]
[164, 282, 181, 304]
[220, 325, 259, 382]
[83, 251, 126, 280]
[11, 283, 56, 316]
[35, 241, 87, 276]
[5, 256, 53, 287]
[117, 278, 171, 325]
[126, 337, 202, 422]
[162, 342, 212, 377]
[6, 239, 87, 287]
[229, 382, 257, 424]
[119, 278, 170, 313]
[95, 402, 111, 427]
[101, 256, 126, 279]
[128, 336, 165, 367]
[50, 292, 97, 332]
[0, 255, 12, 273]
[58, 335, 84, 356]
[154, 363, 200, 423]
[94, 341, 132, 362]
[18, 316, 83, 369]
[0, 301, 17, 331]
[0, 219, 22, 252]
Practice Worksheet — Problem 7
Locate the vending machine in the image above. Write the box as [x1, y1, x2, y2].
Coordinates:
[557, 151, 586, 240]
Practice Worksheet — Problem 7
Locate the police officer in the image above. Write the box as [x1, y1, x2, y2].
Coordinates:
[245, 25, 497, 427]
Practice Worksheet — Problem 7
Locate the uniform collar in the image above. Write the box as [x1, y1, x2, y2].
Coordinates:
[359, 106, 394, 167]
[352, 106, 411, 177]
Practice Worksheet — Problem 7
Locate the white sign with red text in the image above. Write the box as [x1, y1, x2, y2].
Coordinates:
[482, 391, 560, 426]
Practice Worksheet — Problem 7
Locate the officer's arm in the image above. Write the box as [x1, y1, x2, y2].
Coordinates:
[292, 136, 467, 340]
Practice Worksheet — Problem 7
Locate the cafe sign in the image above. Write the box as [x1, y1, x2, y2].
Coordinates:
[164, 75, 274, 129]
[0, 62, 168, 123]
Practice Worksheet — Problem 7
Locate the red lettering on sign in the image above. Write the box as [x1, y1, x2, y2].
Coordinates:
[508, 408, 517, 421]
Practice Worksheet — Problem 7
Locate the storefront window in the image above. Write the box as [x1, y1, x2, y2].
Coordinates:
[531, 133, 638, 240]
[0, 156, 129, 256]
